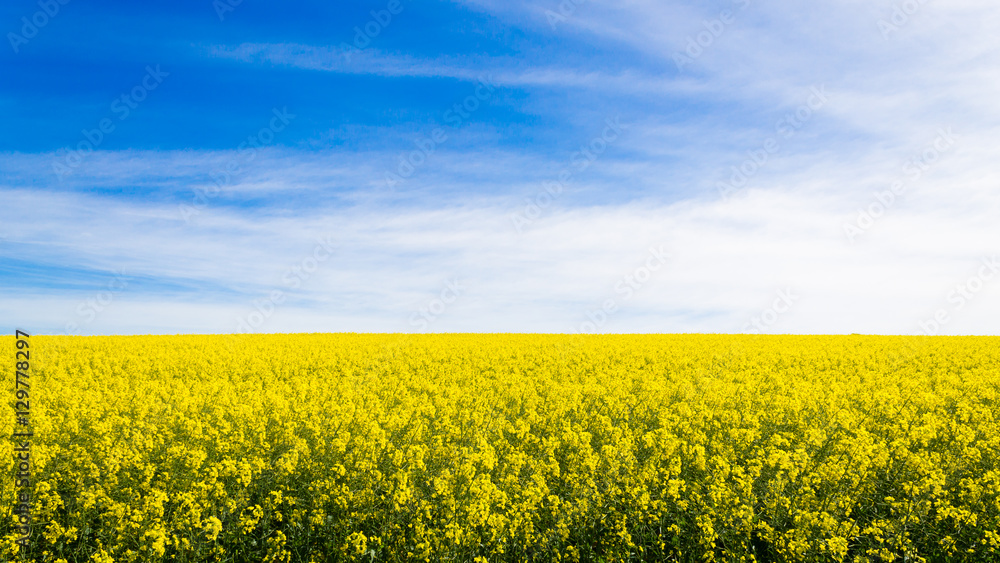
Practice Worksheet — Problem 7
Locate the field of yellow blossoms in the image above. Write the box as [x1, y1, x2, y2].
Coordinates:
[3, 334, 1000, 562]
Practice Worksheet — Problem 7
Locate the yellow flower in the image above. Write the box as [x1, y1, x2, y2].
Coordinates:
[13, 334, 1000, 561]
[204, 516, 223, 541]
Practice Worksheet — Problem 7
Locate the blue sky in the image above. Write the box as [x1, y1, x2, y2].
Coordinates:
[2, 0, 999, 335]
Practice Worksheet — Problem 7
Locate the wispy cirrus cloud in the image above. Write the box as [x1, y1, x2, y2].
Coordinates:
[203, 42, 701, 96]
[4, 0, 1000, 336]
[3, 138, 999, 336]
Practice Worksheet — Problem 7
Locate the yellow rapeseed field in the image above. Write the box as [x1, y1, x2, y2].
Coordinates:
[3, 334, 1000, 562]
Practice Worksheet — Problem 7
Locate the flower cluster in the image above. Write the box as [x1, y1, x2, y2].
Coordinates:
[2, 334, 999, 562]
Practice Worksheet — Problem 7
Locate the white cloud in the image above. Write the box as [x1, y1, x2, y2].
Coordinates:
[202, 42, 706, 98]
[2, 144, 998, 336]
